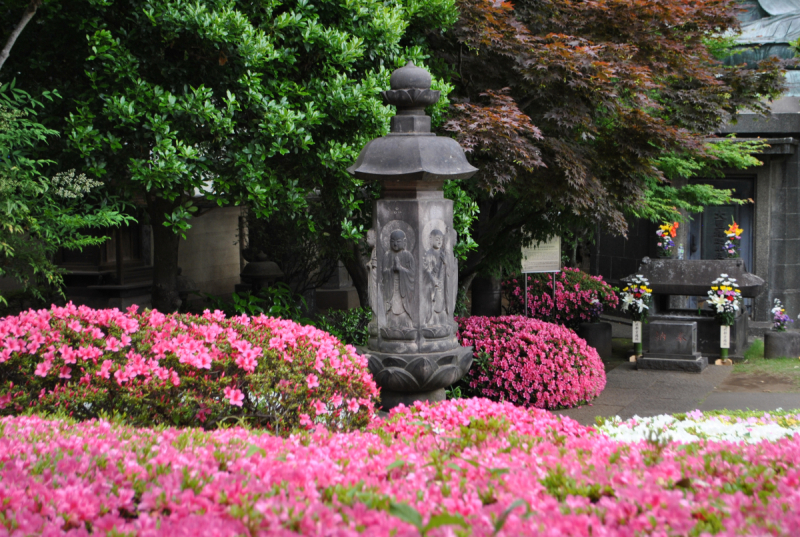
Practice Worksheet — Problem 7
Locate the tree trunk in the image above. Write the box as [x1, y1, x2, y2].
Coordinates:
[148, 195, 182, 312]
[0, 0, 42, 72]
[341, 239, 369, 310]
[471, 274, 502, 316]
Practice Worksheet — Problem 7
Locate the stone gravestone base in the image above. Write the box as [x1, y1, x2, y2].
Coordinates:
[764, 331, 800, 359]
[638, 320, 708, 373]
[576, 322, 613, 361]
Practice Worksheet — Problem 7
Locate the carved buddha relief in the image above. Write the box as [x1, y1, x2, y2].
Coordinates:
[423, 229, 448, 324]
[422, 220, 457, 336]
[380, 225, 416, 335]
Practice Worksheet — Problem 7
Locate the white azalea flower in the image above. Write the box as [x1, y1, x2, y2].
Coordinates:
[597, 413, 800, 444]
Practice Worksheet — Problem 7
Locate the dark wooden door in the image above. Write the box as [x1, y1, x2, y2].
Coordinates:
[688, 177, 754, 271]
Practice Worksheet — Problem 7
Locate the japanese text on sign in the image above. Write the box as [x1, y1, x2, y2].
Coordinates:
[521, 236, 561, 273]
[632, 321, 642, 343]
[720, 325, 731, 349]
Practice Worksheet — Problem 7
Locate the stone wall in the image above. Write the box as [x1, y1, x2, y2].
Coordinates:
[178, 207, 243, 297]
[591, 217, 652, 286]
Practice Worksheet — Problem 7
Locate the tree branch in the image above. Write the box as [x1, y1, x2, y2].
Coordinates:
[0, 0, 42, 73]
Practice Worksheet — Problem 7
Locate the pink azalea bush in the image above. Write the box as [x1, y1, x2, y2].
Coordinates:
[0, 303, 378, 433]
[503, 267, 618, 329]
[2, 399, 800, 536]
[456, 316, 606, 408]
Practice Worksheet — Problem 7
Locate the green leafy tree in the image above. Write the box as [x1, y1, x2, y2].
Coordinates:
[0, 81, 130, 304]
[1, 0, 458, 311]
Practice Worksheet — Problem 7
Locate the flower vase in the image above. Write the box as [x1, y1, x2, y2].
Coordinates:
[631, 320, 643, 356]
[719, 324, 731, 359]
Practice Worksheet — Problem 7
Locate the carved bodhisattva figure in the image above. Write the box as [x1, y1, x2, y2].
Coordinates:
[423, 229, 450, 326]
[383, 230, 415, 329]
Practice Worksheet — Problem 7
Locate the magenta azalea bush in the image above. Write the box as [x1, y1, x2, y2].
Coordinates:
[2, 399, 800, 536]
[456, 316, 606, 408]
[503, 267, 618, 329]
[0, 304, 378, 433]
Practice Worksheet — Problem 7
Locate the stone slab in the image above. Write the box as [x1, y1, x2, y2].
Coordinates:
[645, 320, 697, 356]
[699, 392, 800, 412]
[764, 330, 800, 359]
[552, 405, 626, 427]
[588, 388, 650, 407]
[647, 313, 748, 360]
[637, 355, 708, 373]
[617, 398, 707, 418]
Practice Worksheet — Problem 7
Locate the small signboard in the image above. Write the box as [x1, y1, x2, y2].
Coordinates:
[631, 321, 642, 344]
[521, 236, 561, 273]
[720, 325, 731, 349]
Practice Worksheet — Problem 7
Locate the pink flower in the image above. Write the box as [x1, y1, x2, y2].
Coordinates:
[58, 366, 72, 379]
[312, 400, 328, 416]
[34, 362, 51, 377]
[330, 394, 343, 408]
[299, 413, 313, 427]
[347, 399, 360, 413]
[97, 360, 113, 379]
[223, 386, 244, 407]
[306, 374, 319, 389]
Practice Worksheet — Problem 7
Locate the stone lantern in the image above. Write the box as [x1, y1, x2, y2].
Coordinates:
[348, 62, 478, 410]
[238, 252, 284, 294]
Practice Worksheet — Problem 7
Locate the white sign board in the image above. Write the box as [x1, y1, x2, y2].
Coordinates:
[521, 236, 561, 273]
[631, 321, 642, 344]
[720, 325, 731, 349]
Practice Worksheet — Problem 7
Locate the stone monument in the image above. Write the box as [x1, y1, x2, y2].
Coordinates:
[625, 258, 765, 371]
[348, 62, 477, 410]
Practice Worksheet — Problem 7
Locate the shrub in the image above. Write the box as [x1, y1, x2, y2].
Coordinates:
[3, 400, 800, 536]
[0, 304, 378, 434]
[456, 316, 606, 409]
[502, 267, 618, 329]
[313, 307, 372, 347]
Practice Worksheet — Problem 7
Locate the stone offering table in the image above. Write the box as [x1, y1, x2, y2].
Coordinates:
[626, 258, 765, 370]
[348, 62, 477, 410]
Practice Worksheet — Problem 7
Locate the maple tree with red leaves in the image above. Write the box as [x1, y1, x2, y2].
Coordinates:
[429, 0, 786, 313]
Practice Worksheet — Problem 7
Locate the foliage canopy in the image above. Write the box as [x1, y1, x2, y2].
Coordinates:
[1, 0, 458, 310]
[432, 0, 785, 283]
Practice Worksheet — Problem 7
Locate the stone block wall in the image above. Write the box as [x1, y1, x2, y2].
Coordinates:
[178, 207, 243, 297]
[591, 216, 652, 286]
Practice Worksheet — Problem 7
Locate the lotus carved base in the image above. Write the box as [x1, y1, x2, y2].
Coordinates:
[359, 346, 473, 410]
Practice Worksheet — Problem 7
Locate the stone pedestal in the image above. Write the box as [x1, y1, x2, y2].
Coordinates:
[348, 62, 477, 410]
[576, 321, 612, 361]
[764, 330, 800, 359]
[639, 320, 707, 372]
[646, 311, 748, 361]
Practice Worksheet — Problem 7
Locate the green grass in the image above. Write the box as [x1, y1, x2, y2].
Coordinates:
[743, 338, 765, 361]
[611, 338, 633, 361]
[734, 338, 800, 388]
